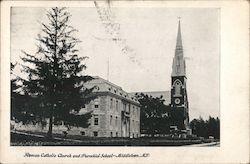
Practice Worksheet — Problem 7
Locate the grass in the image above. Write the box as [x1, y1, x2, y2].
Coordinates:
[10, 131, 206, 146]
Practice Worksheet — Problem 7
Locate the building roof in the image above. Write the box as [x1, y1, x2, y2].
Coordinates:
[85, 76, 140, 105]
[129, 91, 171, 105]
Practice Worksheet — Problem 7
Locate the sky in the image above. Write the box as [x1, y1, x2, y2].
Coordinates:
[11, 6, 220, 120]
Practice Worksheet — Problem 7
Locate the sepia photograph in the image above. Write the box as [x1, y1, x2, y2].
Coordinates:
[10, 3, 221, 146]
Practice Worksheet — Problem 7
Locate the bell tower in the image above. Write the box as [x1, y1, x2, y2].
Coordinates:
[170, 18, 189, 130]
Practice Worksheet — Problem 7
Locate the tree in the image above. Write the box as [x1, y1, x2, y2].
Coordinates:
[11, 63, 30, 124]
[190, 116, 220, 139]
[12, 7, 95, 138]
[215, 117, 220, 139]
[135, 93, 171, 137]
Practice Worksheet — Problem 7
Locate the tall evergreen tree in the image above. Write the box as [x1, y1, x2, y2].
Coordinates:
[14, 7, 95, 138]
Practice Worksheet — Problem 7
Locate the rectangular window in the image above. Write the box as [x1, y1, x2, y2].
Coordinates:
[94, 100, 99, 108]
[93, 131, 98, 137]
[110, 98, 113, 109]
[123, 103, 126, 111]
[115, 116, 118, 125]
[94, 117, 99, 125]
[110, 115, 112, 125]
[116, 100, 118, 111]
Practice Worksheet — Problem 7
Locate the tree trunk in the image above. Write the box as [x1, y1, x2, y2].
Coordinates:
[46, 8, 57, 140]
[47, 104, 54, 139]
[47, 116, 53, 139]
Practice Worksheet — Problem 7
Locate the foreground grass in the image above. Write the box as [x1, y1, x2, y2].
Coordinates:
[10, 131, 207, 146]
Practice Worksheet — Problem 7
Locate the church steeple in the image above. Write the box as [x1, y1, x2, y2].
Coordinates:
[171, 18, 186, 77]
[170, 18, 189, 131]
[176, 19, 183, 50]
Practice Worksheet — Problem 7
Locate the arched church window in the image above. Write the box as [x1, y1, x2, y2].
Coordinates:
[175, 85, 181, 95]
[174, 80, 182, 96]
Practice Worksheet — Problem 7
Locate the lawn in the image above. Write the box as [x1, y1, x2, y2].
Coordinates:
[11, 131, 204, 146]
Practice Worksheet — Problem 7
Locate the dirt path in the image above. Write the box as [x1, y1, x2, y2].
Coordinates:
[184, 142, 220, 147]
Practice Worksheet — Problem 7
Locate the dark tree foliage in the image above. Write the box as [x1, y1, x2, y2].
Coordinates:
[135, 93, 171, 137]
[169, 107, 186, 130]
[11, 63, 43, 125]
[190, 116, 220, 139]
[11, 7, 96, 138]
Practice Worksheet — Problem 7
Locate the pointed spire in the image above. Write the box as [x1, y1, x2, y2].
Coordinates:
[176, 17, 183, 50]
[172, 17, 186, 77]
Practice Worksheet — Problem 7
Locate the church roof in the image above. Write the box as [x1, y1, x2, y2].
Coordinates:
[130, 91, 171, 105]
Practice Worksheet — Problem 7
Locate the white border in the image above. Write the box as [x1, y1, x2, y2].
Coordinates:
[1, 1, 249, 163]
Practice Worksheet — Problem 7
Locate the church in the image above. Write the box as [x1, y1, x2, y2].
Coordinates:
[170, 19, 190, 131]
[78, 19, 191, 136]
[140, 19, 190, 132]
[76, 19, 191, 136]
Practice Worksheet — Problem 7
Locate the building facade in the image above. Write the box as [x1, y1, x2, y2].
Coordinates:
[72, 77, 141, 138]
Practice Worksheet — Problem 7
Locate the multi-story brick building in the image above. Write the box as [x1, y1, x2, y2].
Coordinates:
[72, 76, 141, 138]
